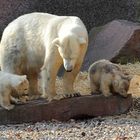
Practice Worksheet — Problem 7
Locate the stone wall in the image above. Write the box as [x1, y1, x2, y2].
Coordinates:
[136, 0, 140, 20]
[0, 0, 139, 38]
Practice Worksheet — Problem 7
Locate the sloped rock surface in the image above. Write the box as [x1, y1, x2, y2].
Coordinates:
[83, 20, 140, 70]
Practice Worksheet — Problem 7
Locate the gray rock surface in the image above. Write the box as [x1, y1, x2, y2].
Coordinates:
[0, 0, 139, 38]
[82, 20, 140, 70]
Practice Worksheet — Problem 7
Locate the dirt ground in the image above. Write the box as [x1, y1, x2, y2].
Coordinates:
[1, 63, 140, 140]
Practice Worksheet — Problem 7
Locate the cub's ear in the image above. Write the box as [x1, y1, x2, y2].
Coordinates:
[121, 74, 133, 81]
[52, 38, 60, 47]
[21, 75, 27, 80]
[79, 37, 87, 45]
[16, 80, 24, 86]
[113, 80, 119, 87]
[126, 75, 133, 81]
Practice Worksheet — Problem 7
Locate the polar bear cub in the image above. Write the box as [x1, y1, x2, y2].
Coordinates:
[0, 12, 88, 101]
[0, 71, 29, 110]
[88, 59, 132, 97]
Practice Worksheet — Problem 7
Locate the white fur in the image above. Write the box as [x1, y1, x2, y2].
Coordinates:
[0, 71, 27, 88]
[0, 71, 28, 110]
[0, 12, 88, 101]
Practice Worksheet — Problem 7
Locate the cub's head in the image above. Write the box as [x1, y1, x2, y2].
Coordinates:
[53, 33, 87, 72]
[14, 75, 29, 96]
[113, 74, 132, 97]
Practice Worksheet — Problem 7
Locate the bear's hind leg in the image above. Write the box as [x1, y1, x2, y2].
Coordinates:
[41, 52, 63, 101]
[27, 72, 41, 100]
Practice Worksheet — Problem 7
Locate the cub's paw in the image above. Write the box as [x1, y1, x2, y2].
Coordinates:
[3, 105, 15, 110]
[10, 96, 21, 104]
[19, 96, 29, 103]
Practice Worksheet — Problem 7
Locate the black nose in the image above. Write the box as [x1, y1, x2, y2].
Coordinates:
[66, 69, 72, 72]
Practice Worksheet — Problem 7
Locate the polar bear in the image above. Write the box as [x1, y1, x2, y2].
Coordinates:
[0, 71, 29, 110]
[0, 12, 88, 101]
[88, 60, 132, 97]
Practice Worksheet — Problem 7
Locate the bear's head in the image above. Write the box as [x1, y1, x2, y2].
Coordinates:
[14, 75, 29, 96]
[53, 33, 87, 72]
[112, 74, 132, 97]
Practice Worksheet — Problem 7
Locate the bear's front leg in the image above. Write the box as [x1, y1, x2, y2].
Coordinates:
[63, 44, 87, 98]
[0, 89, 15, 110]
[27, 72, 41, 100]
[90, 82, 100, 95]
[100, 75, 112, 97]
[63, 61, 84, 98]
[41, 52, 63, 101]
[41, 69, 57, 101]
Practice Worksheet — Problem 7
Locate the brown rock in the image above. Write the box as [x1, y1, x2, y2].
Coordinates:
[0, 94, 132, 124]
[128, 75, 140, 97]
[83, 20, 140, 70]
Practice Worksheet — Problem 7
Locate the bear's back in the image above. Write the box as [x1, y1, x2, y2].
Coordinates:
[89, 59, 121, 75]
[0, 71, 24, 87]
[1, 13, 57, 39]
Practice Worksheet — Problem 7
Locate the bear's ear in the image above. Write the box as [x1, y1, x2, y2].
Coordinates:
[127, 76, 133, 81]
[15, 79, 24, 86]
[125, 75, 133, 81]
[21, 75, 27, 80]
[121, 74, 133, 81]
[79, 37, 86, 45]
[113, 80, 119, 87]
[52, 38, 60, 47]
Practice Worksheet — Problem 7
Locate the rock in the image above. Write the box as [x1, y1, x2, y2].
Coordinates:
[128, 75, 140, 97]
[81, 132, 86, 136]
[0, 0, 138, 38]
[82, 20, 140, 70]
[0, 94, 132, 124]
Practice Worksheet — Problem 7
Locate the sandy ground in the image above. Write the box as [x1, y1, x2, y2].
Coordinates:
[1, 63, 140, 140]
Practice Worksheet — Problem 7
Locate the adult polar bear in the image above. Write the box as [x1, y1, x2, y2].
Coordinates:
[0, 12, 88, 101]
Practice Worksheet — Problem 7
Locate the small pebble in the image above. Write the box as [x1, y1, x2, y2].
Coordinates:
[81, 132, 86, 137]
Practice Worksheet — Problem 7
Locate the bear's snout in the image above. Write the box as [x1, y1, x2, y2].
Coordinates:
[63, 59, 73, 72]
[65, 65, 73, 72]
[66, 69, 72, 72]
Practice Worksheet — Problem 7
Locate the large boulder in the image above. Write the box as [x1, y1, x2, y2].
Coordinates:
[82, 20, 140, 70]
